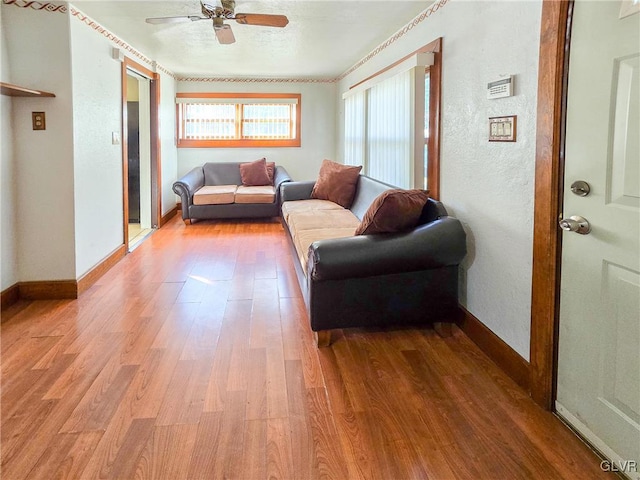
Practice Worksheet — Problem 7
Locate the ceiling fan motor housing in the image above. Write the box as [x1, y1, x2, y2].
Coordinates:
[213, 17, 225, 29]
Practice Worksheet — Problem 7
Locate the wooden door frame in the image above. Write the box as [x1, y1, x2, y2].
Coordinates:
[121, 57, 162, 249]
[530, 0, 574, 409]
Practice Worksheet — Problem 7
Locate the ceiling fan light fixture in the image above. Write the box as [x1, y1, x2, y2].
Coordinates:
[213, 22, 236, 44]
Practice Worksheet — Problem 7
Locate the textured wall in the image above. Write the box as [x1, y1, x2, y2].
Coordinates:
[2, 3, 180, 283]
[70, 13, 126, 278]
[3, 5, 77, 282]
[177, 81, 337, 183]
[337, 1, 543, 360]
[1, 8, 19, 290]
[160, 73, 178, 217]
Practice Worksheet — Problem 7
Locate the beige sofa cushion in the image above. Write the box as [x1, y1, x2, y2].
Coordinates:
[234, 185, 276, 204]
[294, 227, 357, 275]
[193, 185, 237, 205]
[281, 199, 344, 223]
[287, 209, 360, 238]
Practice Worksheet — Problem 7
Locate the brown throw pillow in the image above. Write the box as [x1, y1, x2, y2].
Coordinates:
[310, 159, 362, 208]
[240, 158, 271, 186]
[266, 161, 276, 184]
[355, 189, 430, 235]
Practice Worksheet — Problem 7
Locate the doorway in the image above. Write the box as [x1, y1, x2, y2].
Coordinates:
[531, 0, 639, 475]
[556, 0, 639, 471]
[121, 57, 161, 252]
[126, 71, 152, 248]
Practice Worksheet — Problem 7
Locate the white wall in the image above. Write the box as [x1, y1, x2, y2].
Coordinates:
[337, 1, 542, 360]
[160, 72, 178, 216]
[177, 81, 337, 182]
[3, 5, 77, 282]
[2, 3, 180, 286]
[69, 13, 126, 278]
[0, 12, 19, 290]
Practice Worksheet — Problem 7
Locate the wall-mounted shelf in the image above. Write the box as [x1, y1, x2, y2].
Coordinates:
[1, 82, 55, 98]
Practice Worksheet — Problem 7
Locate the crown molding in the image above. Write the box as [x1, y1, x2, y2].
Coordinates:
[1, 0, 66, 13]
[2, 0, 177, 79]
[336, 0, 450, 82]
[177, 77, 336, 83]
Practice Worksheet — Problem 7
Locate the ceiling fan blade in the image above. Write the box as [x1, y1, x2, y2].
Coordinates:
[215, 24, 236, 44]
[233, 13, 289, 28]
[146, 15, 207, 24]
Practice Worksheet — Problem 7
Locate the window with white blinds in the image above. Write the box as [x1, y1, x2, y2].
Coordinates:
[367, 70, 412, 188]
[343, 52, 432, 189]
[344, 91, 366, 167]
[176, 93, 301, 148]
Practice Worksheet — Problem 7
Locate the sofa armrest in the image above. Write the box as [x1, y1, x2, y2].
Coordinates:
[172, 167, 204, 220]
[274, 166, 292, 204]
[274, 166, 292, 189]
[308, 217, 467, 282]
[281, 181, 316, 202]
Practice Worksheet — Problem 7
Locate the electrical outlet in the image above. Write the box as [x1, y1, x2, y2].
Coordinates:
[32, 112, 46, 130]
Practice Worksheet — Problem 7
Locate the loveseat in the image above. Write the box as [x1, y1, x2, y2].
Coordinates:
[173, 161, 292, 224]
[281, 172, 467, 346]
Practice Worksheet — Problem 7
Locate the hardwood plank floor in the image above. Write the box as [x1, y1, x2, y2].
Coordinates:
[1, 217, 607, 479]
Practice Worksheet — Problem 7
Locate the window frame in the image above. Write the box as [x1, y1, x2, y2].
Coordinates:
[176, 92, 301, 148]
[342, 37, 442, 197]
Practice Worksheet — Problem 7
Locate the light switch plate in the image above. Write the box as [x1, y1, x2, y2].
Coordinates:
[32, 112, 46, 130]
[489, 115, 517, 142]
[112, 132, 121, 145]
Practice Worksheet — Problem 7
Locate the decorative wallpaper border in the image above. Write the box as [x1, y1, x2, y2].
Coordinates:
[70, 7, 158, 68]
[177, 77, 336, 84]
[155, 63, 176, 78]
[1, 0, 66, 13]
[2, 0, 177, 79]
[336, 0, 450, 81]
[3, 0, 449, 83]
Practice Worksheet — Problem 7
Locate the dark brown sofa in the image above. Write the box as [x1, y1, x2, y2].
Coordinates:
[173, 162, 292, 223]
[280, 175, 467, 346]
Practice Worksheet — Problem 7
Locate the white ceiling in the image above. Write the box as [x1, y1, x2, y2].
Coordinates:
[71, 1, 432, 78]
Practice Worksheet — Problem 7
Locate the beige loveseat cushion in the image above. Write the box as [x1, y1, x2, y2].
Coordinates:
[287, 209, 360, 238]
[193, 185, 238, 205]
[234, 185, 276, 204]
[281, 199, 344, 223]
[294, 227, 357, 275]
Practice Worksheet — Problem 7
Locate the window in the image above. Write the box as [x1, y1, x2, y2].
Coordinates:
[343, 54, 430, 189]
[424, 71, 430, 190]
[343, 39, 442, 196]
[176, 93, 301, 148]
[344, 91, 365, 167]
[366, 69, 413, 188]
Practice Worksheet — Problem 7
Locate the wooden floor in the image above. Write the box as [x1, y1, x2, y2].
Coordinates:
[1, 217, 606, 480]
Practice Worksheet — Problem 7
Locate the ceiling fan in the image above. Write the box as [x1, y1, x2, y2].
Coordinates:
[145, 0, 289, 45]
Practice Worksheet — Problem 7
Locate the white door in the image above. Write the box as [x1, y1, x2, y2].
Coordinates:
[556, 0, 640, 477]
